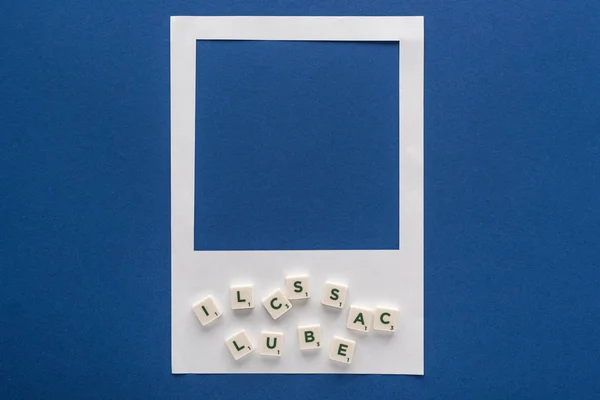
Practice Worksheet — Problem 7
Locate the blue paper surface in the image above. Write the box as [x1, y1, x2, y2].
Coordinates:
[2, 0, 600, 398]
[195, 40, 399, 251]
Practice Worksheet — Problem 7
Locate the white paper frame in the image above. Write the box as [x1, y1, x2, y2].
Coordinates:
[171, 16, 424, 375]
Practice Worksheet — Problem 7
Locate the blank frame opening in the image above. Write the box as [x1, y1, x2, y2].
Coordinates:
[194, 40, 399, 251]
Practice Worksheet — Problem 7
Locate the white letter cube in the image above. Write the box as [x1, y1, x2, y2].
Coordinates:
[321, 282, 348, 308]
[260, 331, 284, 357]
[262, 289, 293, 320]
[225, 329, 254, 360]
[297, 324, 323, 350]
[346, 305, 374, 332]
[285, 275, 310, 300]
[373, 306, 400, 332]
[192, 295, 222, 326]
[329, 336, 356, 364]
[230, 284, 254, 310]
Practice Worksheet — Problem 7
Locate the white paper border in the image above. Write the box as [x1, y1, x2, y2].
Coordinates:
[171, 16, 424, 375]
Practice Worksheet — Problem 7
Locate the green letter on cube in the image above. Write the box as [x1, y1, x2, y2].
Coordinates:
[337, 343, 348, 356]
[380, 312, 391, 324]
[270, 297, 282, 310]
[293, 281, 303, 293]
[329, 288, 339, 301]
[304, 331, 315, 343]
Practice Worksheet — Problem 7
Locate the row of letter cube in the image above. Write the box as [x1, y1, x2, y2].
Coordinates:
[225, 328, 356, 364]
[346, 305, 399, 333]
[194, 295, 398, 334]
[194, 277, 355, 321]
[193, 277, 348, 325]
[230, 278, 349, 311]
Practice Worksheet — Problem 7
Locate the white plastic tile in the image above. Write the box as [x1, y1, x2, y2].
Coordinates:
[260, 331, 284, 357]
[262, 289, 293, 320]
[230, 284, 254, 310]
[224, 329, 254, 360]
[329, 336, 356, 365]
[321, 281, 348, 309]
[346, 305, 374, 332]
[192, 295, 222, 326]
[285, 275, 310, 300]
[373, 306, 400, 333]
[297, 324, 323, 350]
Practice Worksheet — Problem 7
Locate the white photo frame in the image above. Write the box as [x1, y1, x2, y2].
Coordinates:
[171, 16, 424, 374]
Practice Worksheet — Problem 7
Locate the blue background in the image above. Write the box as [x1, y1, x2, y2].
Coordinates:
[2, 0, 600, 399]
[195, 40, 399, 250]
